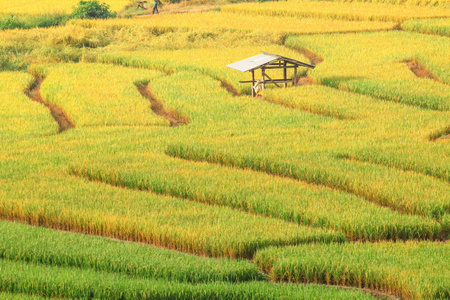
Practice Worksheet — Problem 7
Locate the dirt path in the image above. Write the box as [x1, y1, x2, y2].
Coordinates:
[296, 49, 324, 66]
[297, 76, 314, 86]
[220, 81, 239, 96]
[26, 77, 74, 133]
[436, 133, 450, 140]
[293, 49, 324, 86]
[406, 60, 438, 81]
[137, 84, 189, 127]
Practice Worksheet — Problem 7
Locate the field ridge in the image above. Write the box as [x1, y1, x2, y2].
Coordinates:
[136, 83, 189, 127]
[26, 77, 74, 133]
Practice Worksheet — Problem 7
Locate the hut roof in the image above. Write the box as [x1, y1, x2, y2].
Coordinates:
[227, 51, 315, 73]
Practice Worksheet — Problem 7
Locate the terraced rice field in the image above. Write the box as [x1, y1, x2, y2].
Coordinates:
[0, 0, 449, 298]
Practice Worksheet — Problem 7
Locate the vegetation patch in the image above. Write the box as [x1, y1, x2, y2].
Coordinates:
[255, 242, 450, 299]
[0, 220, 260, 283]
[136, 83, 190, 126]
[0, 0, 448, 298]
[26, 76, 75, 133]
[402, 18, 450, 37]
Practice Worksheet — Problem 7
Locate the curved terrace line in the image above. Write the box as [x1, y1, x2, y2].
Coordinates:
[164, 146, 442, 221]
[262, 93, 354, 120]
[338, 153, 449, 185]
[26, 77, 75, 133]
[0, 216, 397, 300]
[137, 83, 190, 127]
[289, 47, 448, 111]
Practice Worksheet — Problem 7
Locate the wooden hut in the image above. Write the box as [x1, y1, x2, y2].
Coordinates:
[227, 51, 315, 97]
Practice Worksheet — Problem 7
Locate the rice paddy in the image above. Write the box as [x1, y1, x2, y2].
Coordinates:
[0, 0, 449, 298]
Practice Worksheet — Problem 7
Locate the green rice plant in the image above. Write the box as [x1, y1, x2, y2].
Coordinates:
[34, 63, 169, 127]
[64, 71, 442, 240]
[0, 220, 260, 283]
[441, 214, 450, 238]
[255, 241, 450, 299]
[0, 72, 57, 141]
[0, 292, 48, 300]
[0, 258, 378, 299]
[0, 167, 341, 259]
[263, 85, 370, 120]
[403, 18, 450, 37]
[338, 144, 449, 182]
[72, 157, 441, 241]
[222, 0, 450, 22]
[165, 141, 449, 221]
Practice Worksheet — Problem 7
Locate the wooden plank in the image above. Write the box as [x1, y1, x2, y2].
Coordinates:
[263, 73, 281, 88]
[262, 66, 297, 70]
[283, 61, 287, 88]
[240, 79, 294, 83]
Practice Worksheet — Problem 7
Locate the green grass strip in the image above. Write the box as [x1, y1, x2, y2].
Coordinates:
[402, 18, 450, 37]
[0, 292, 49, 300]
[0, 258, 378, 299]
[0, 220, 259, 283]
[255, 241, 450, 299]
[0, 14, 68, 30]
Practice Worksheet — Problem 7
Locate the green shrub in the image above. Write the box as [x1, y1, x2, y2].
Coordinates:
[0, 14, 68, 30]
[71, 0, 117, 19]
[0, 15, 25, 30]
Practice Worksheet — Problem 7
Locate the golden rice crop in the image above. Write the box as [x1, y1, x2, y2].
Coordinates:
[221, 0, 450, 22]
[0, 169, 341, 258]
[98, 45, 310, 95]
[53, 70, 445, 240]
[0, 71, 56, 140]
[0, 2, 449, 296]
[323, 0, 450, 7]
[34, 63, 169, 127]
[285, 31, 450, 110]
[0, 0, 129, 15]
[96, 46, 449, 223]
[72, 12, 397, 35]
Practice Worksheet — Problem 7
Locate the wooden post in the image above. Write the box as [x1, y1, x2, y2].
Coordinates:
[251, 70, 255, 97]
[261, 67, 266, 99]
[294, 66, 297, 87]
[283, 61, 287, 88]
[262, 68, 265, 90]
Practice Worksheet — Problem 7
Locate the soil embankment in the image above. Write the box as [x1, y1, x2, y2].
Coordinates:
[220, 81, 239, 96]
[137, 84, 189, 127]
[289, 48, 324, 85]
[406, 60, 437, 81]
[26, 77, 74, 133]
